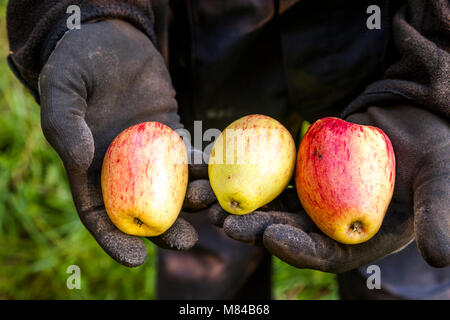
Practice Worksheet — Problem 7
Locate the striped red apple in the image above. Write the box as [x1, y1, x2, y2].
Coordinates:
[101, 122, 188, 237]
[296, 117, 395, 244]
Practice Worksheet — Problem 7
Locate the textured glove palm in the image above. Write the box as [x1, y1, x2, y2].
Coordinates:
[39, 20, 215, 267]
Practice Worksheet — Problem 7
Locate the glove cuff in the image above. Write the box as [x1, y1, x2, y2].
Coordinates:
[40, 3, 157, 71]
[7, 2, 157, 103]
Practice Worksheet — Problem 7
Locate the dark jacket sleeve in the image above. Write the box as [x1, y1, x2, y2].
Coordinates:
[6, 0, 157, 102]
[342, 0, 449, 120]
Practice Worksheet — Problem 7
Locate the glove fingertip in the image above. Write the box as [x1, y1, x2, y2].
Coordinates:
[207, 203, 229, 227]
[150, 217, 198, 251]
[81, 208, 147, 267]
[101, 235, 148, 268]
[183, 179, 216, 211]
[262, 224, 291, 246]
[223, 212, 272, 245]
[416, 225, 450, 268]
[263, 224, 355, 273]
[262, 224, 312, 268]
[94, 231, 147, 267]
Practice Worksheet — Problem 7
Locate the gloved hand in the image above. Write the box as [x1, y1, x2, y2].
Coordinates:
[209, 105, 449, 273]
[39, 19, 215, 267]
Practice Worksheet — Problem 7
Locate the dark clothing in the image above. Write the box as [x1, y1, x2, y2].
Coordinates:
[7, 1, 449, 125]
[6, 0, 450, 299]
[339, 242, 450, 300]
[157, 212, 272, 299]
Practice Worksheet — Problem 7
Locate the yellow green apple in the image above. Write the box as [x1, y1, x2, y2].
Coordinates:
[209, 114, 296, 215]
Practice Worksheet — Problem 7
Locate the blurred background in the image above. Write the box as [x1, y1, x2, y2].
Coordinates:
[0, 3, 337, 299]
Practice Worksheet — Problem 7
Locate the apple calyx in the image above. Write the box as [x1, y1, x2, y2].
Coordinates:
[349, 220, 363, 234]
[134, 217, 145, 228]
[230, 200, 241, 210]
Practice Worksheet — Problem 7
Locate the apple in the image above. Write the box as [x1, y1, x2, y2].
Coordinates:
[101, 122, 188, 237]
[209, 114, 296, 215]
[296, 117, 395, 244]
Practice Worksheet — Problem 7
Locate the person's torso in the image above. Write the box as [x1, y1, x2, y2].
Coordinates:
[157, 0, 450, 298]
[166, 0, 401, 138]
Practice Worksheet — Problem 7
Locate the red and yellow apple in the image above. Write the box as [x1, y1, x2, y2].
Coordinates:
[101, 122, 188, 237]
[296, 117, 395, 244]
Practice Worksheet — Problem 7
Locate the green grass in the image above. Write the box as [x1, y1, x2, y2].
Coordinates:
[0, 4, 337, 300]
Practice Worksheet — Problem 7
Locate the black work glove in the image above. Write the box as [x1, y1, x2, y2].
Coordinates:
[39, 20, 215, 267]
[209, 105, 449, 273]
